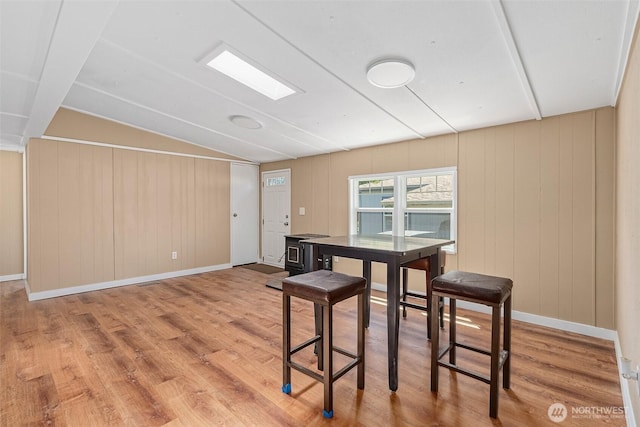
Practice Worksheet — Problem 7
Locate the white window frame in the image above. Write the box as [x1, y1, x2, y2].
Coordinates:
[349, 167, 457, 253]
[349, 175, 395, 236]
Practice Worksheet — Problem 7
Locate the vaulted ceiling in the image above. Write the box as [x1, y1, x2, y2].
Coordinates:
[1, 1, 639, 163]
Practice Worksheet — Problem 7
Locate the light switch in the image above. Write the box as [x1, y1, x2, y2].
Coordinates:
[299, 207, 305, 215]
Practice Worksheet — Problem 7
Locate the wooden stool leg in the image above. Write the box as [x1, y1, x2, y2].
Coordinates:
[401, 268, 408, 318]
[314, 303, 323, 371]
[489, 304, 501, 418]
[503, 294, 512, 389]
[430, 293, 440, 393]
[322, 304, 334, 418]
[282, 293, 291, 394]
[363, 261, 372, 328]
[426, 274, 432, 340]
[449, 299, 456, 364]
[357, 292, 365, 389]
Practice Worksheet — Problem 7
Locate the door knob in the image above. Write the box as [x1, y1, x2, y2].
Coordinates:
[233, 213, 238, 217]
[284, 222, 289, 226]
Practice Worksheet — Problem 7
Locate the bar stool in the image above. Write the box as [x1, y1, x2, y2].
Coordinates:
[282, 269, 366, 419]
[400, 252, 446, 339]
[429, 271, 512, 418]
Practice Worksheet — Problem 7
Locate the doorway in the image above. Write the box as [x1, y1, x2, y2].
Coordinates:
[261, 169, 291, 267]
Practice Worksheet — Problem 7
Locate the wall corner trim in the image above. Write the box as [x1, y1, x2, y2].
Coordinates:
[25, 264, 232, 301]
[614, 332, 639, 427]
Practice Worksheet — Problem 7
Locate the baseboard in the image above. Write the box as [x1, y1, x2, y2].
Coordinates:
[370, 281, 615, 340]
[0, 273, 25, 282]
[26, 264, 232, 301]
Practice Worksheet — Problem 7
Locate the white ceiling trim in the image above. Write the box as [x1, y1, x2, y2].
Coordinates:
[491, 0, 542, 121]
[40, 135, 257, 165]
[0, 143, 25, 153]
[96, 38, 350, 153]
[21, 0, 119, 145]
[1, 69, 39, 85]
[1, 112, 29, 120]
[612, 0, 640, 105]
[404, 86, 459, 134]
[231, 0, 433, 141]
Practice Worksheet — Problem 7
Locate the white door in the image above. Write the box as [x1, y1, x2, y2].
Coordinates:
[231, 163, 259, 266]
[262, 169, 291, 267]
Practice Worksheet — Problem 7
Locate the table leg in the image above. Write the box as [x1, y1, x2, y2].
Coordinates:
[429, 249, 440, 282]
[363, 261, 372, 328]
[387, 259, 400, 391]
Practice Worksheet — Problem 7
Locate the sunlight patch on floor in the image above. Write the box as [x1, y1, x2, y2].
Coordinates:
[370, 295, 481, 329]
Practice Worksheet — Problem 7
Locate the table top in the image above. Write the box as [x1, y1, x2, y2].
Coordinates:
[302, 234, 454, 255]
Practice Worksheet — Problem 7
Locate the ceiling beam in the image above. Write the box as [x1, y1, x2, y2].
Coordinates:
[491, 0, 542, 120]
[21, 0, 119, 145]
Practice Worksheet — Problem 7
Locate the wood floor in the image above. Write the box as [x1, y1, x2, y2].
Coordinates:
[1, 268, 625, 426]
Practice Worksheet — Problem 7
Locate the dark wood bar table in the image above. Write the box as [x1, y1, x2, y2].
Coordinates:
[302, 234, 454, 392]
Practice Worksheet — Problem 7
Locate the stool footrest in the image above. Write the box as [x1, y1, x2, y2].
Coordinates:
[436, 343, 510, 385]
[334, 357, 363, 382]
[438, 361, 491, 385]
[333, 345, 358, 359]
[287, 347, 362, 384]
[438, 343, 453, 360]
[403, 290, 427, 299]
[399, 300, 428, 312]
[288, 361, 324, 383]
[456, 342, 491, 356]
[291, 335, 321, 355]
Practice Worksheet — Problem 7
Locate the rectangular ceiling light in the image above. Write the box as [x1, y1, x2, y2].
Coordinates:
[207, 50, 296, 101]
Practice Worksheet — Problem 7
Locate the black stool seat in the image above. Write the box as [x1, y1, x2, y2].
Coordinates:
[431, 271, 512, 305]
[430, 270, 512, 419]
[282, 270, 366, 419]
[282, 270, 366, 304]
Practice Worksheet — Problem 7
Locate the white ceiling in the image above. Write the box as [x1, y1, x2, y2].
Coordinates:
[1, 0, 639, 163]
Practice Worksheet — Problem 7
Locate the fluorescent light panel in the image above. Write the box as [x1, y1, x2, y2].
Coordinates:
[207, 50, 296, 101]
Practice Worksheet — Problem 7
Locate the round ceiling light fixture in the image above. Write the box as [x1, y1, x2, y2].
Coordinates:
[366, 59, 415, 89]
[229, 115, 263, 129]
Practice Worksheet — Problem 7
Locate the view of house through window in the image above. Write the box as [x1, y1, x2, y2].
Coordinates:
[350, 168, 456, 252]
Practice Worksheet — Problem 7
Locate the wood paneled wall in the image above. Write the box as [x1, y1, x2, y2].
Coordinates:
[194, 158, 231, 267]
[27, 139, 230, 293]
[0, 150, 23, 278]
[615, 13, 640, 420]
[261, 109, 615, 328]
[457, 111, 613, 327]
[27, 141, 113, 290]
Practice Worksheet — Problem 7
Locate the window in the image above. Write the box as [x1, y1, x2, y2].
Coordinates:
[266, 176, 287, 186]
[354, 177, 394, 235]
[350, 167, 457, 252]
